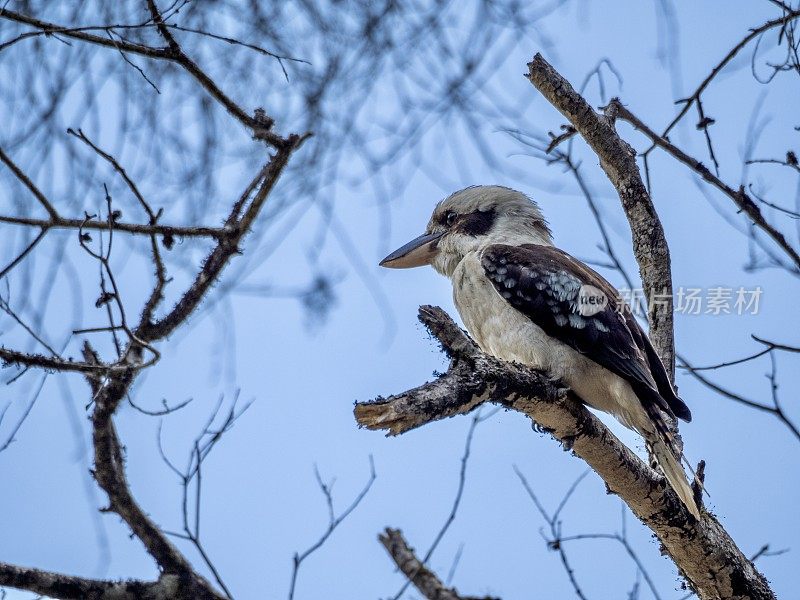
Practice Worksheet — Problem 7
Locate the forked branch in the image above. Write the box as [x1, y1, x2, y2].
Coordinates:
[355, 306, 774, 600]
[526, 53, 676, 376]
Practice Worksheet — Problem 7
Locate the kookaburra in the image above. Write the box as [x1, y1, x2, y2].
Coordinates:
[380, 185, 699, 519]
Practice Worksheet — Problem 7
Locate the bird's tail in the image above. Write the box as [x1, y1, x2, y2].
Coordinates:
[647, 436, 700, 520]
[642, 406, 701, 520]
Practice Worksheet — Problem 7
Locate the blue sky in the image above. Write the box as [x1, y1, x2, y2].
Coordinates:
[1, 2, 798, 599]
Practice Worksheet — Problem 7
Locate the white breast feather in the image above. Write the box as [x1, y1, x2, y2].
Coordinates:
[451, 252, 652, 434]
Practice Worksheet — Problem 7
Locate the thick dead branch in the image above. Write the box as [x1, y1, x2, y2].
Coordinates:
[355, 306, 775, 600]
[90, 372, 221, 597]
[378, 528, 499, 600]
[527, 53, 676, 377]
[0, 346, 120, 374]
[0, 564, 196, 600]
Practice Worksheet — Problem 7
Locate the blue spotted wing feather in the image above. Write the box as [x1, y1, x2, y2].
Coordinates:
[481, 244, 691, 422]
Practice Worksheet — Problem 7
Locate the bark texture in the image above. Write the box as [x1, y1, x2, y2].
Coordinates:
[379, 528, 499, 600]
[526, 53, 676, 377]
[0, 565, 214, 600]
[355, 306, 776, 600]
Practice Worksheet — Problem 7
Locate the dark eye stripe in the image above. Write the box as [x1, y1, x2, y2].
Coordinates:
[456, 208, 495, 236]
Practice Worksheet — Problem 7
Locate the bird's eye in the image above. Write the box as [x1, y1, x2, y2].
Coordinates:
[445, 211, 457, 226]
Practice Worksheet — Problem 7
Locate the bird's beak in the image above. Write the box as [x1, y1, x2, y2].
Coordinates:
[379, 231, 443, 269]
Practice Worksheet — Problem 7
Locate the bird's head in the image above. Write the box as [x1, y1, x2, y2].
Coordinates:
[380, 185, 552, 277]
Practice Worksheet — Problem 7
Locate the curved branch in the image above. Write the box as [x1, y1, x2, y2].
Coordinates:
[526, 53, 676, 377]
[355, 306, 776, 600]
[0, 6, 282, 146]
[136, 133, 308, 342]
[659, 8, 800, 142]
[90, 373, 197, 575]
[609, 100, 800, 272]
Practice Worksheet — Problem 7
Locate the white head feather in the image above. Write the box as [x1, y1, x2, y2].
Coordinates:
[426, 185, 553, 277]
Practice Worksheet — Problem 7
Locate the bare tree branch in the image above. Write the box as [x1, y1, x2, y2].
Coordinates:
[0, 213, 228, 239]
[0, 147, 59, 219]
[679, 352, 800, 443]
[0, 563, 190, 600]
[136, 133, 308, 343]
[0, 5, 284, 145]
[378, 528, 499, 600]
[357, 306, 775, 600]
[609, 99, 800, 272]
[288, 456, 376, 600]
[0, 3, 309, 598]
[526, 53, 676, 377]
[0, 346, 120, 374]
[389, 409, 492, 600]
[657, 8, 800, 146]
[513, 468, 593, 600]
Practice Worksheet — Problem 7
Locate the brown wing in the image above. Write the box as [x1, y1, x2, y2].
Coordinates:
[482, 244, 690, 422]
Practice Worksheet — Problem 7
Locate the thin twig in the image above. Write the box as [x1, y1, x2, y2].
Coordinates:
[514, 467, 590, 600]
[391, 411, 485, 600]
[679, 352, 800, 442]
[0, 147, 59, 219]
[611, 99, 800, 272]
[655, 9, 800, 145]
[288, 456, 376, 600]
[0, 213, 228, 238]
